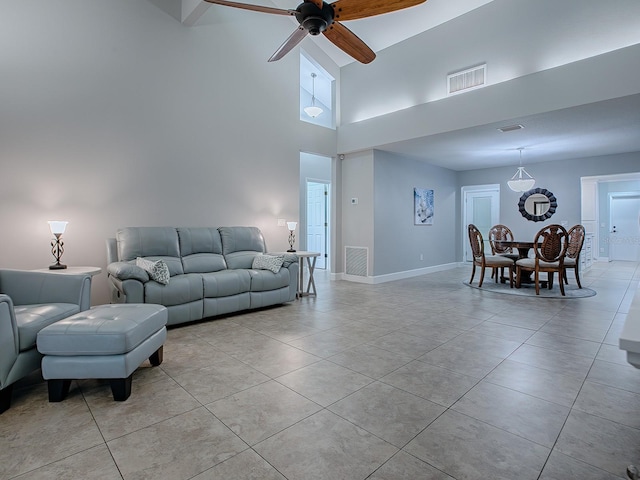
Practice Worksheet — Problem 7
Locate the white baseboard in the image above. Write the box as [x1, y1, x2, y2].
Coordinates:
[333, 262, 459, 284]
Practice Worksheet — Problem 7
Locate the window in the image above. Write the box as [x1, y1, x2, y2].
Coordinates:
[300, 52, 334, 129]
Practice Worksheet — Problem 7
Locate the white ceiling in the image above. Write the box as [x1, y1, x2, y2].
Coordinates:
[276, 0, 495, 68]
[377, 93, 640, 171]
[183, 0, 640, 171]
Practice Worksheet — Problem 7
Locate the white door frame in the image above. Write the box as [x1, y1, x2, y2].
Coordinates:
[462, 184, 501, 262]
[609, 192, 640, 261]
[306, 178, 330, 269]
[581, 172, 640, 262]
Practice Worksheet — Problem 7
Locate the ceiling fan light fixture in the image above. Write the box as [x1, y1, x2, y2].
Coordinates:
[305, 73, 323, 118]
[507, 148, 535, 192]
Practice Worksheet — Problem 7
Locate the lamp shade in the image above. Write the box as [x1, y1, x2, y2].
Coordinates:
[304, 105, 323, 118]
[48, 220, 68, 235]
[286, 221, 297, 231]
[507, 167, 535, 192]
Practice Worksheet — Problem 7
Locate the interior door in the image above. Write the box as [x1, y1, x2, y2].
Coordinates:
[609, 193, 640, 261]
[306, 181, 328, 269]
[463, 186, 500, 261]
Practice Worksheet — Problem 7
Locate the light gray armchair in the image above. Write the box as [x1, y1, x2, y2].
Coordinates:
[0, 270, 91, 413]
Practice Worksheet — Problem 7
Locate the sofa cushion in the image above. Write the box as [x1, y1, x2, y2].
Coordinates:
[252, 254, 284, 273]
[249, 268, 291, 292]
[136, 257, 170, 285]
[37, 304, 167, 356]
[178, 227, 227, 273]
[15, 303, 81, 352]
[219, 226, 265, 269]
[202, 270, 251, 298]
[117, 227, 184, 276]
[144, 273, 203, 306]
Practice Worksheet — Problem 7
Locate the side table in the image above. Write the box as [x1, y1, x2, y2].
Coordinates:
[31, 266, 102, 302]
[294, 251, 320, 297]
[32, 266, 102, 277]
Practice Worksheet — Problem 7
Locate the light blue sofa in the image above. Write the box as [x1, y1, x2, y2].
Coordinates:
[106, 226, 299, 326]
[0, 269, 91, 413]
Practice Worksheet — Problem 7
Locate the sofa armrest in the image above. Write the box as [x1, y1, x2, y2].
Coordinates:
[0, 270, 91, 310]
[107, 276, 145, 304]
[107, 262, 149, 282]
[0, 295, 19, 386]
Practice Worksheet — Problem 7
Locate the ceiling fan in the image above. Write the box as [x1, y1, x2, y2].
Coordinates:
[203, 0, 427, 64]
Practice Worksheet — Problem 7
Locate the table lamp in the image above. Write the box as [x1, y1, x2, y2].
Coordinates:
[48, 220, 68, 270]
[286, 221, 297, 252]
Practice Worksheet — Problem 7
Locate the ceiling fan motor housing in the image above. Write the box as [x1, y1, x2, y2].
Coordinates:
[295, 1, 334, 35]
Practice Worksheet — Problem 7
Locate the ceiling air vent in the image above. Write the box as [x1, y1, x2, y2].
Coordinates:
[497, 124, 525, 133]
[447, 64, 486, 96]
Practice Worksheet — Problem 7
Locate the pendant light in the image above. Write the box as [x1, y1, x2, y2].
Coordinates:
[304, 73, 323, 118]
[507, 148, 535, 192]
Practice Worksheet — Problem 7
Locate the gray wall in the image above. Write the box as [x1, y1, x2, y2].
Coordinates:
[373, 151, 457, 276]
[340, 151, 375, 276]
[0, 0, 337, 305]
[458, 152, 640, 260]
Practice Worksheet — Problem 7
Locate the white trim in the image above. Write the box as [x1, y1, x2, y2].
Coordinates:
[335, 262, 459, 284]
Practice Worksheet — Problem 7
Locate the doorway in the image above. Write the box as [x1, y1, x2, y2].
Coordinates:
[462, 185, 500, 261]
[306, 180, 329, 269]
[609, 193, 640, 261]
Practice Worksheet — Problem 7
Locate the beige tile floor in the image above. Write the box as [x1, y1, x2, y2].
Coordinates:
[2, 261, 640, 480]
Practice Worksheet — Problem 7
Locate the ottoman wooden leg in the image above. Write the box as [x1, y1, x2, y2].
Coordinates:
[48, 379, 71, 402]
[0, 385, 14, 413]
[110, 375, 133, 401]
[149, 345, 164, 366]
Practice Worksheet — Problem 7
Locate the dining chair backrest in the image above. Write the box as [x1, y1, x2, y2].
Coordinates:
[468, 224, 485, 261]
[566, 224, 585, 260]
[533, 224, 568, 263]
[489, 224, 515, 255]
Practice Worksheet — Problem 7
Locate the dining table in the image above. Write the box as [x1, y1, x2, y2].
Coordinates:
[494, 240, 546, 287]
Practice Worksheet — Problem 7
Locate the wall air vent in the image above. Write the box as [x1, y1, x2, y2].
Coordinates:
[345, 246, 368, 277]
[498, 124, 525, 133]
[447, 64, 486, 96]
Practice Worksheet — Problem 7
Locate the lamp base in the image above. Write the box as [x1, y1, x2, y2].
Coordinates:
[49, 264, 67, 270]
[287, 249, 296, 253]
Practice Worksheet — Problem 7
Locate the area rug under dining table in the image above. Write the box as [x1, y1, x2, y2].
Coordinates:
[464, 280, 596, 298]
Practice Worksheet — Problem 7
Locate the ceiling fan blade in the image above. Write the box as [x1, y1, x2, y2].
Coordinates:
[331, 0, 426, 21]
[203, 0, 295, 16]
[268, 26, 308, 62]
[323, 21, 375, 64]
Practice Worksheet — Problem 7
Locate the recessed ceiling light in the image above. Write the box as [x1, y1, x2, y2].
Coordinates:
[497, 124, 524, 133]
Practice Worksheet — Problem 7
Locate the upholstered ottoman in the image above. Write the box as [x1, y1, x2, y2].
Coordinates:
[37, 304, 167, 402]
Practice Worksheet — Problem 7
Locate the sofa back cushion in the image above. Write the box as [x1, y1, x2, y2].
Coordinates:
[219, 226, 266, 269]
[177, 228, 227, 273]
[116, 227, 184, 276]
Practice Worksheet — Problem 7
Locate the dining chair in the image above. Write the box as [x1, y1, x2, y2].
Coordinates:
[515, 224, 569, 295]
[468, 224, 514, 288]
[488, 224, 519, 282]
[563, 224, 586, 288]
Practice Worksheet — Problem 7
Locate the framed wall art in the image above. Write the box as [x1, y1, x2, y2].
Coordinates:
[414, 188, 434, 225]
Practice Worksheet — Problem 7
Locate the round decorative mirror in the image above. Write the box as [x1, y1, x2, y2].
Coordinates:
[518, 188, 557, 222]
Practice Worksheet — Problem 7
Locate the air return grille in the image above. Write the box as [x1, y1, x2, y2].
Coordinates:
[447, 64, 486, 95]
[345, 246, 368, 277]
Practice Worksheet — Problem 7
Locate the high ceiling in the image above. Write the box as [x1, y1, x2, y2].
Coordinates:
[181, 0, 640, 170]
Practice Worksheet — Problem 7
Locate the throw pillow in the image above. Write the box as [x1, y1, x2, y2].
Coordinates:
[136, 257, 170, 285]
[252, 254, 284, 274]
